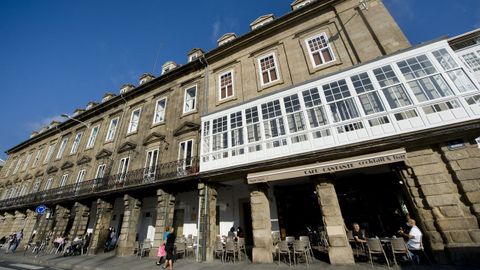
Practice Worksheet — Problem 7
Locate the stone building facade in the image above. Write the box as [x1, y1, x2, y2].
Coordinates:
[1, 0, 479, 266]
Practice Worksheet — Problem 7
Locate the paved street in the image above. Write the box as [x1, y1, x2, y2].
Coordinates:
[1, 250, 479, 270]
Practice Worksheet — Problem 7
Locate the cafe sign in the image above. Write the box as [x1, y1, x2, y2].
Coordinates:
[247, 148, 406, 184]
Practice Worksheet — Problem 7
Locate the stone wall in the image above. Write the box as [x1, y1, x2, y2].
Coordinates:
[152, 188, 175, 256]
[116, 194, 142, 257]
[89, 198, 113, 254]
[250, 183, 273, 263]
[403, 144, 480, 265]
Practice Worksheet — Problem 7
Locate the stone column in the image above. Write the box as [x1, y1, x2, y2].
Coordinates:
[198, 183, 217, 262]
[250, 183, 273, 263]
[20, 209, 38, 247]
[89, 198, 114, 254]
[403, 146, 480, 264]
[69, 202, 90, 237]
[313, 175, 355, 265]
[152, 188, 175, 256]
[52, 205, 71, 237]
[116, 194, 142, 257]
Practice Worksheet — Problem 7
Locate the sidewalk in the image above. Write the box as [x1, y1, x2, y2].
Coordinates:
[0, 251, 479, 270]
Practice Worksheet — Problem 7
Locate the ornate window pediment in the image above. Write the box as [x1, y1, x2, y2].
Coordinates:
[117, 142, 137, 153]
[77, 155, 92, 165]
[35, 171, 44, 177]
[24, 174, 33, 180]
[173, 122, 200, 137]
[143, 132, 166, 146]
[61, 161, 74, 170]
[95, 149, 113, 160]
[46, 166, 59, 174]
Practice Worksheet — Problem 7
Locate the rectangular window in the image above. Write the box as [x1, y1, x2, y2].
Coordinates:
[32, 148, 43, 167]
[432, 49, 458, 70]
[43, 143, 56, 164]
[397, 55, 437, 80]
[219, 71, 234, 100]
[322, 79, 360, 122]
[202, 121, 211, 161]
[144, 149, 159, 180]
[258, 53, 279, 85]
[465, 94, 480, 105]
[261, 100, 287, 148]
[447, 69, 477, 93]
[59, 174, 68, 187]
[422, 100, 460, 114]
[22, 153, 32, 171]
[462, 52, 480, 71]
[183, 86, 197, 113]
[32, 179, 41, 193]
[127, 108, 142, 134]
[12, 157, 22, 175]
[56, 138, 68, 159]
[351, 72, 385, 115]
[70, 132, 83, 154]
[86, 125, 100, 149]
[283, 94, 308, 143]
[75, 170, 86, 189]
[306, 33, 335, 67]
[230, 111, 244, 156]
[408, 75, 453, 102]
[245, 106, 262, 152]
[373, 65, 400, 87]
[212, 116, 228, 158]
[302, 88, 330, 138]
[117, 157, 130, 183]
[106, 117, 119, 141]
[382, 85, 412, 109]
[153, 98, 167, 124]
[179, 139, 193, 170]
[95, 164, 106, 179]
[44, 178, 53, 190]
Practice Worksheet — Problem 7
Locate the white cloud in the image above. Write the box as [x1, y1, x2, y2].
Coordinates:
[211, 21, 221, 44]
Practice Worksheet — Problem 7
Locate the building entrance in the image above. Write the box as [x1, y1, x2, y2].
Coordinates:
[274, 183, 323, 239]
[335, 165, 410, 237]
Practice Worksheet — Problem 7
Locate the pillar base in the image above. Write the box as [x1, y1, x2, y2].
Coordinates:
[328, 246, 355, 265]
[252, 247, 273, 263]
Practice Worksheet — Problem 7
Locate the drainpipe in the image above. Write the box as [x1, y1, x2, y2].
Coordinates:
[195, 184, 202, 262]
[202, 184, 208, 261]
[200, 55, 209, 115]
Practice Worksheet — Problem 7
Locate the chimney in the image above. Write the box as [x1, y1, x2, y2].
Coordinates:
[250, 14, 275, 30]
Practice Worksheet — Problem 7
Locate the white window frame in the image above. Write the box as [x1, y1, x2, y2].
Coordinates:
[189, 53, 198, 62]
[32, 148, 43, 168]
[43, 143, 57, 164]
[44, 178, 53, 190]
[12, 156, 22, 175]
[257, 52, 280, 86]
[117, 156, 130, 183]
[31, 179, 41, 193]
[127, 108, 142, 134]
[56, 138, 68, 159]
[144, 149, 159, 181]
[218, 70, 235, 101]
[70, 132, 83, 154]
[86, 125, 100, 149]
[75, 170, 86, 185]
[59, 174, 68, 187]
[183, 85, 197, 114]
[95, 164, 106, 179]
[22, 153, 33, 172]
[305, 33, 336, 68]
[105, 117, 119, 142]
[178, 139, 194, 171]
[153, 98, 168, 125]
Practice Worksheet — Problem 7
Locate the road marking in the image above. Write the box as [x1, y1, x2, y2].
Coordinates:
[9, 264, 44, 270]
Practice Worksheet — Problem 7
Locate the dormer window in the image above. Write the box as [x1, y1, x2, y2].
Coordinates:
[217, 33, 237, 47]
[162, 61, 178, 75]
[189, 53, 198, 62]
[102, 93, 116, 103]
[86, 102, 98, 110]
[120, 84, 134, 94]
[250, 14, 275, 31]
[291, 0, 313, 10]
[139, 73, 155, 85]
[188, 48, 204, 63]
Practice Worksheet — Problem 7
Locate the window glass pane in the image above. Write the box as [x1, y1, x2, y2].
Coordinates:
[261, 100, 286, 148]
[307, 33, 335, 67]
[358, 92, 385, 115]
[351, 72, 375, 94]
[220, 72, 234, 100]
[462, 52, 480, 71]
[432, 48, 458, 70]
[373, 65, 400, 87]
[397, 55, 436, 80]
[259, 55, 278, 85]
[382, 85, 412, 109]
[329, 98, 360, 122]
[447, 69, 477, 93]
[408, 75, 453, 102]
[154, 99, 166, 123]
[322, 79, 350, 102]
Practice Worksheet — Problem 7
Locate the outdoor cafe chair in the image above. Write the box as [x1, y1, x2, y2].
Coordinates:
[214, 241, 225, 263]
[293, 240, 310, 267]
[285, 236, 295, 245]
[299, 236, 313, 262]
[175, 242, 186, 259]
[277, 241, 293, 266]
[237, 237, 247, 261]
[366, 238, 390, 269]
[390, 238, 413, 266]
[224, 240, 237, 263]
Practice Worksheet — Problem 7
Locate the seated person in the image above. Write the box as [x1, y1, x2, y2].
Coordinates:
[398, 218, 423, 264]
[352, 223, 367, 244]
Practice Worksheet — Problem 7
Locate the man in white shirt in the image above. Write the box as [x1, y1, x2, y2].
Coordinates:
[398, 218, 423, 264]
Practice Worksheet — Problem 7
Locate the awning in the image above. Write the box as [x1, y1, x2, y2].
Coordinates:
[247, 148, 406, 184]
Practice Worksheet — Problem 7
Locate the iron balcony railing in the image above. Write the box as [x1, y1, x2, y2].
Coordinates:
[0, 158, 199, 210]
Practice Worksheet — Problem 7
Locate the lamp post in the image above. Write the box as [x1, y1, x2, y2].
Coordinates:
[61, 114, 90, 128]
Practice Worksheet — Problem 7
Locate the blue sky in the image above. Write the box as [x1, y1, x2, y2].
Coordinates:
[0, 0, 479, 160]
